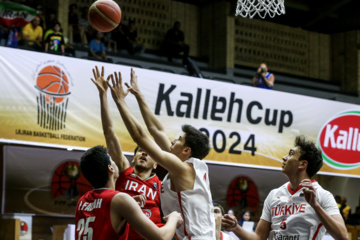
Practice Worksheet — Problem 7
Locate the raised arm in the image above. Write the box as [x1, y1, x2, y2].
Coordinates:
[90, 66, 129, 172]
[125, 68, 171, 151]
[112, 193, 182, 240]
[106, 71, 191, 177]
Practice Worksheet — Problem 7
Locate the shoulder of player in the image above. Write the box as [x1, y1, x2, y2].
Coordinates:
[111, 192, 135, 208]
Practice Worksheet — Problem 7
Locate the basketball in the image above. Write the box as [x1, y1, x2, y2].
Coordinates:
[36, 65, 70, 103]
[88, 0, 121, 32]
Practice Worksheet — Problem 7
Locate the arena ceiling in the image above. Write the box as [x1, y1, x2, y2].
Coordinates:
[178, 0, 360, 34]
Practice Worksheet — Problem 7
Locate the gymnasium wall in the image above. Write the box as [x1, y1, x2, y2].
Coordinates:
[47, 0, 360, 87]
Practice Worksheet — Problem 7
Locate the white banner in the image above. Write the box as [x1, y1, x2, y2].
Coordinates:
[0, 47, 360, 177]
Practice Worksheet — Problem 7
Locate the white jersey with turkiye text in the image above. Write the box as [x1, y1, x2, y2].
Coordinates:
[160, 157, 216, 240]
[261, 180, 340, 240]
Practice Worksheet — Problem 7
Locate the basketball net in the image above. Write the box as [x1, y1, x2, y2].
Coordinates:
[235, 0, 285, 19]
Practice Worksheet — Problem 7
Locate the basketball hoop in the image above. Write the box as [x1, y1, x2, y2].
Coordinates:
[235, 0, 285, 19]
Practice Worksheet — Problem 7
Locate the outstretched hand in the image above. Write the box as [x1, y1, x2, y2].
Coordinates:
[106, 71, 130, 102]
[90, 66, 110, 94]
[222, 214, 238, 232]
[124, 68, 141, 97]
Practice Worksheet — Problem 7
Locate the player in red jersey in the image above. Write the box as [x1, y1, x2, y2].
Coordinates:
[75, 145, 182, 240]
[90, 66, 163, 239]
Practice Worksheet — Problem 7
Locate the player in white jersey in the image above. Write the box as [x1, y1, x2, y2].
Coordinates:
[222, 136, 348, 240]
[213, 202, 234, 240]
[107, 69, 216, 239]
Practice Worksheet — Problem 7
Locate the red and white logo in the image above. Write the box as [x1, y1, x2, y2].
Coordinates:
[318, 111, 360, 170]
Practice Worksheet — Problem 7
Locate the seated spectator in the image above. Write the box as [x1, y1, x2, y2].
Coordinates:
[111, 23, 128, 52]
[346, 206, 360, 226]
[251, 63, 275, 89]
[89, 31, 108, 61]
[78, 6, 94, 44]
[45, 22, 65, 55]
[5, 25, 18, 48]
[68, 3, 87, 45]
[123, 19, 145, 55]
[340, 196, 351, 220]
[36, 5, 46, 30]
[161, 21, 189, 65]
[105, 31, 117, 53]
[45, 9, 58, 32]
[238, 209, 256, 232]
[21, 16, 43, 50]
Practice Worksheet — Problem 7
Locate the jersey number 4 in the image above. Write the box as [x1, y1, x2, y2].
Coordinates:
[77, 216, 95, 240]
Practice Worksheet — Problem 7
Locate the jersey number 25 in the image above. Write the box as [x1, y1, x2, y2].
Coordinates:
[77, 216, 95, 240]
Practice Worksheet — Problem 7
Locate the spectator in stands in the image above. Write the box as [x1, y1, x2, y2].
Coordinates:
[36, 5, 46, 30]
[68, 3, 87, 45]
[335, 195, 342, 208]
[21, 16, 43, 50]
[111, 23, 129, 52]
[5, 24, 18, 48]
[123, 19, 145, 55]
[340, 196, 351, 220]
[45, 9, 58, 32]
[44, 22, 65, 55]
[89, 31, 107, 61]
[346, 206, 360, 226]
[214, 202, 235, 240]
[238, 209, 256, 232]
[251, 63, 275, 89]
[161, 21, 189, 66]
[79, 7, 93, 43]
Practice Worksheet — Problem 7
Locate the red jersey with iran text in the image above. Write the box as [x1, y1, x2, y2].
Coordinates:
[116, 166, 162, 240]
[75, 189, 129, 240]
[260, 180, 340, 240]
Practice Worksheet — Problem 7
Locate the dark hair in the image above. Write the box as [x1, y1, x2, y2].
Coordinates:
[134, 146, 139, 155]
[182, 124, 210, 159]
[213, 202, 225, 216]
[241, 209, 253, 219]
[295, 136, 323, 178]
[53, 22, 61, 28]
[69, 3, 78, 10]
[173, 21, 180, 28]
[80, 145, 111, 188]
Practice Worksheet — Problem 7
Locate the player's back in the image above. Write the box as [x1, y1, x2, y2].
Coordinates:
[75, 189, 129, 240]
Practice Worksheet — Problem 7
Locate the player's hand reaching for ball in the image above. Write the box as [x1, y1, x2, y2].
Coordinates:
[222, 214, 238, 231]
[125, 68, 142, 98]
[163, 211, 183, 228]
[90, 66, 109, 94]
[107, 71, 130, 102]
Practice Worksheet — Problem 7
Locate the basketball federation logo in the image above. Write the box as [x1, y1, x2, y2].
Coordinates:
[34, 65, 71, 130]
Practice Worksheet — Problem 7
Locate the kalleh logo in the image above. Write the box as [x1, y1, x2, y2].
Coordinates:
[318, 111, 360, 169]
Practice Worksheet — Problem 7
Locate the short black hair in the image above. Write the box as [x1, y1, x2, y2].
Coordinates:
[182, 124, 210, 159]
[80, 145, 111, 188]
[213, 202, 225, 216]
[295, 136, 323, 178]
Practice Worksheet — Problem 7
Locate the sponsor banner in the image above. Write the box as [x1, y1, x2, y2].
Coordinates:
[0, 2, 37, 27]
[0, 47, 360, 176]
